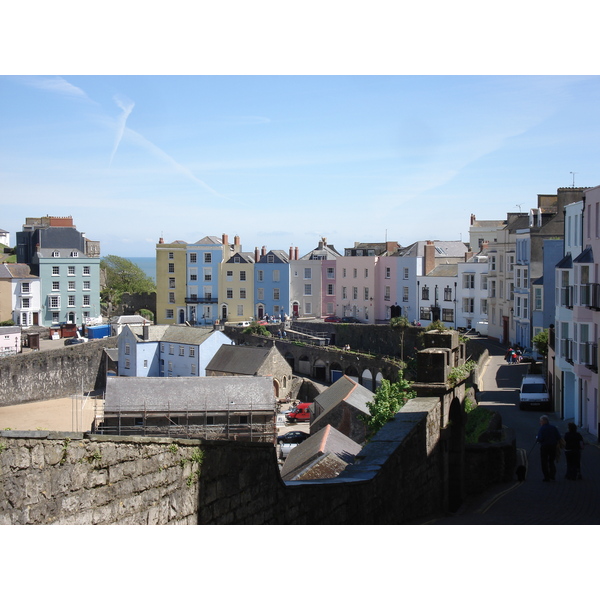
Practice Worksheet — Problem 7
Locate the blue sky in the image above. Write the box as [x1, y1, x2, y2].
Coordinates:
[2, 74, 600, 258]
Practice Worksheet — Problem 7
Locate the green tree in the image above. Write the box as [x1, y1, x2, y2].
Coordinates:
[532, 328, 549, 357]
[360, 376, 416, 439]
[100, 255, 156, 305]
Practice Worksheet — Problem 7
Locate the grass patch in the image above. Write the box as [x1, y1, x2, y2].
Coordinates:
[465, 406, 494, 444]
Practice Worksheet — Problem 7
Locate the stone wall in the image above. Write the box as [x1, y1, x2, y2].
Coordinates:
[0, 395, 449, 525]
[0, 338, 118, 407]
[0, 432, 200, 524]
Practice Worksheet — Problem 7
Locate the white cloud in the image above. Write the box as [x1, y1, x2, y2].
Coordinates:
[20, 76, 94, 102]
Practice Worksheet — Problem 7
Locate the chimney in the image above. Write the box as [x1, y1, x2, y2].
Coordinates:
[158, 237, 164, 244]
[234, 235, 240, 247]
[222, 234, 229, 245]
[289, 246, 294, 260]
[424, 240, 436, 275]
[143, 325, 149, 341]
[470, 214, 476, 226]
[318, 239, 324, 250]
[295, 247, 299, 261]
[261, 246, 267, 256]
[464, 251, 474, 262]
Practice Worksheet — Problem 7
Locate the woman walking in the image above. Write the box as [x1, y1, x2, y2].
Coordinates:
[564, 422, 584, 480]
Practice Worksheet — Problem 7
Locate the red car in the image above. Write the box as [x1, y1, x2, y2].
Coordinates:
[324, 315, 342, 323]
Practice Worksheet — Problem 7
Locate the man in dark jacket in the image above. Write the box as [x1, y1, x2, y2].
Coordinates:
[536, 415, 562, 481]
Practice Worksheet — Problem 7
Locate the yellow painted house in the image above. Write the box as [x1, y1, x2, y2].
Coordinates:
[219, 251, 255, 323]
[156, 239, 188, 325]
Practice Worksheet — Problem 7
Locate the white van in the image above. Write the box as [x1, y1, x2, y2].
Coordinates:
[519, 374, 550, 410]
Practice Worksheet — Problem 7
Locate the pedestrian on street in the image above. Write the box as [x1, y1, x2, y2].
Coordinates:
[536, 415, 562, 482]
[564, 422, 584, 480]
[505, 347, 514, 363]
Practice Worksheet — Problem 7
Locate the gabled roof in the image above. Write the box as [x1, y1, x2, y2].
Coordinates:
[0, 263, 36, 279]
[574, 247, 594, 264]
[396, 240, 468, 258]
[257, 250, 289, 264]
[226, 251, 255, 264]
[125, 324, 169, 342]
[423, 264, 458, 277]
[206, 344, 279, 375]
[280, 424, 362, 480]
[312, 375, 372, 428]
[193, 235, 222, 245]
[160, 325, 228, 345]
[104, 376, 276, 413]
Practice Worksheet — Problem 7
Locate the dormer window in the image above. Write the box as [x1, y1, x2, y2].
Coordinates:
[71, 251, 78, 257]
[51, 251, 60, 257]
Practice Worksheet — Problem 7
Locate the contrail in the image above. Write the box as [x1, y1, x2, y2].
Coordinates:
[109, 94, 134, 166]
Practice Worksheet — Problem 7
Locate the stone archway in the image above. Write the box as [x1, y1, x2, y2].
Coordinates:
[361, 368, 374, 391]
[284, 352, 295, 370]
[345, 365, 359, 383]
[314, 359, 327, 382]
[375, 372, 384, 389]
[330, 362, 343, 383]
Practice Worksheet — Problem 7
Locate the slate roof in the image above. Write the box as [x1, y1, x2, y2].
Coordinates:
[312, 375, 372, 428]
[104, 376, 276, 413]
[126, 324, 170, 342]
[574, 247, 594, 263]
[110, 315, 152, 325]
[423, 264, 458, 277]
[280, 424, 362, 480]
[396, 240, 468, 258]
[556, 254, 573, 269]
[193, 235, 222, 245]
[0, 264, 36, 279]
[206, 344, 278, 375]
[160, 325, 227, 345]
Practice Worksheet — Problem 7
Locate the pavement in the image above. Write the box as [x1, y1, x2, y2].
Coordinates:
[424, 336, 600, 525]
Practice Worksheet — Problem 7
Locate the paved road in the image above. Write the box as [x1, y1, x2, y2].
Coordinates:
[427, 338, 600, 525]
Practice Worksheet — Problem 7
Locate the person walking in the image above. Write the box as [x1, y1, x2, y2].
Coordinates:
[536, 415, 562, 482]
[564, 422, 584, 480]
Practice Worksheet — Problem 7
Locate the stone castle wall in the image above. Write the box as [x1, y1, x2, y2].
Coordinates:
[0, 396, 446, 525]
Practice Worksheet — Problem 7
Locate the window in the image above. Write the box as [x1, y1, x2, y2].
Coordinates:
[68, 281, 76, 291]
[507, 255, 515, 272]
[462, 298, 474, 313]
[257, 270, 264, 282]
[52, 312, 59, 324]
[168, 263, 175, 273]
[304, 268, 312, 279]
[166, 309, 174, 319]
[304, 284, 312, 296]
[52, 281, 60, 291]
[273, 270, 280, 282]
[481, 276, 488, 290]
[191, 364, 197, 375]
[204, 253, 212, 263]
[364, 268, 369, 278]
[143, 360, 148, 368]
[21, 282, 30, 294]
[442, 308, 454, 322]
[403, 268, 409, 280]
[353, 268, 357, 278]
[227, 288, 233, 299]
[305, 302, 312, 314]
[237, 305, 244, 316]
[82, 295, 90, 307]
[353, 287, 358, 300]
[463, 274, 475, 289]
[240, 288, 246, 299]
[240, 270, 246, 281]
[49, 296, 60, 309]
[189, 347, 195, 357]
[68, 266, 75, 276]
[267, 255, 274, 263]
[190, 253, 197, 263]
[534, 288, 543, 311]
[179, 346, 185, 356]
[169, 278, 175, 289]
[327, 267, 335, 279]
[204, 268, 212, 281]
[364, 287, 369, 301]
[490, 280, 496, 298]
[257, 288, 264, 300]
[385, 286, 391, 301]
[480, 299, 488, 314]
[125, 359, 130, 369]
[52, 266, 60, 276]
[343, 268, 347, 278]
[83, 266, 90, 276]
[125, 344, 130, 355]
[422, 286, 429, 300]
[169, 345, 174, 355]
[169, 292, 175, 303]
[420, 307, 431, 320]
[273, 288, 280, 300]
[168, 252, 174, 260]
[402, 287, 409, 302]
[444, 286, 452, 301]
[82, 280, 90, 291]
[190, 273, 198, 281]
[68, 295, 76, 307]
[327, 284, 334, 295]
[21, 298, 30, 309]
[52, 251, 60, 257]
[489, 256, 496, 272]
[342, 287, 347, 299]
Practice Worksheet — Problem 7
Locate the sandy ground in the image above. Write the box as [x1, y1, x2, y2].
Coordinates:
[0, 395, 100, 433]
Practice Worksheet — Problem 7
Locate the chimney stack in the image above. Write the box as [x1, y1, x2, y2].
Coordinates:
[424, 240, 436, 275]
[222, 233, 229, 245]
[143, 325, 149, 341]
[470, 214, 476, 226]
[158, 237, 164, 244]
[289, 246, 294, 260]
[295, 247, 299, 261]
[261, 246, 267, 256]
[234, 235, 240, 247]
[255, 247, 260, 262]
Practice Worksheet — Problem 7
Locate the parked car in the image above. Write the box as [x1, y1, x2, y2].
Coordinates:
[64, 337, 87, 346]
[324, 315, 342, 323]
[519, 374, 550, 410]
[342, 316, 362, 323]
[277, 430, 310, 444]
[236, 321, 251, 327]
[285, 402, 313, 423]
[520, 347, 536, 363]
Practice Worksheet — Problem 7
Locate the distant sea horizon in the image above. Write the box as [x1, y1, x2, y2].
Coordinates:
[126, 257, 156, 283]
